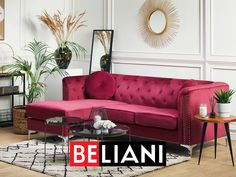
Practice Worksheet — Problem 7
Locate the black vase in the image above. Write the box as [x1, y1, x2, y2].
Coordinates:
[100, 54, 111, 72]
[54, 46, 72, 69]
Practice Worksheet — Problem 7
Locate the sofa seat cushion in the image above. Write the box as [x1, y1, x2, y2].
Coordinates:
[134, 106, 178, 130]
[105, 105, 136, 124]
[105, 104, 178, 129]
[26, 99, 126, 120]
[85, 71, 116, 100]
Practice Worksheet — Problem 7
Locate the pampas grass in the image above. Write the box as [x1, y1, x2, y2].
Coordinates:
[38, 10, 86, 46]
[95, 31, 111, 54]
[38, 10, 87, 59]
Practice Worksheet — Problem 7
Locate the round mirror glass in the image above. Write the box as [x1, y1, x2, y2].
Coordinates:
[148, 10, 166, 34]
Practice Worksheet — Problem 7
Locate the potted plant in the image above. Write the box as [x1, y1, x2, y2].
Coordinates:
[1, 40, 66, 134]
[214, 89, 235, 118]
[38, 10, 87, 69]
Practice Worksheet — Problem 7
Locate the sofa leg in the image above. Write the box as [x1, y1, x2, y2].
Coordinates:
[28, 131, 31, 140]
[180, 144, 197, 157]
[28, 130, 37, 140]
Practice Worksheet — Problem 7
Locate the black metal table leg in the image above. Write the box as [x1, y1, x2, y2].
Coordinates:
[214, 123, 218, 159]
[44, 123, 47, 162]
[224, 123, 235, 166]
[198, 122, 208, 165]
[67, 128, 70, 165]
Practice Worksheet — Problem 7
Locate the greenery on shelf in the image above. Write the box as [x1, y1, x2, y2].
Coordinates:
[214, 89, 235, 103]
[38, 10, 87, 59]
[0, 40, 67, 104]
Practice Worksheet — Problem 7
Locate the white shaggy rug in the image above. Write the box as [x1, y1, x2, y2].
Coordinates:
[0, 140, 190, 177]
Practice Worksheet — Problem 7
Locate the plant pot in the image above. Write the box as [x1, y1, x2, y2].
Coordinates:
[100, 54, 111, 72]
[13, 105, 28, 134]
[216, 103, 231, 118]
[54, 46, 72, 69]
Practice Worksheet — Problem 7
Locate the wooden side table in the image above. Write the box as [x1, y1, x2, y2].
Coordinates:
[195, 114, 236, 166]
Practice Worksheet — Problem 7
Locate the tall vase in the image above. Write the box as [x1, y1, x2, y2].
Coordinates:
[54, 46, 72, 69]
[100, 54, 111, 72]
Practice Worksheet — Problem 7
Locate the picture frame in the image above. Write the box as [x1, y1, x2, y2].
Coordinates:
[89, 30, 114, 74]
[0, 0, 4, 40]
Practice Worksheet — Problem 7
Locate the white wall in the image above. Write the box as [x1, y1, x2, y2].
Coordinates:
[109, 0, 236, 138]
[1, 0, 236, 137]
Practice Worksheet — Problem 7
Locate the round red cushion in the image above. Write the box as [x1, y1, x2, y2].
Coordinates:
[85, 71, 116, 99]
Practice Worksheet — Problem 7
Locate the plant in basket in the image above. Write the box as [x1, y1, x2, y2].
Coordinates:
[1, 40, 67, 134]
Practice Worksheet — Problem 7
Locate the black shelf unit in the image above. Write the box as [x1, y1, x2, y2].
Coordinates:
[0, 73, 25, 126]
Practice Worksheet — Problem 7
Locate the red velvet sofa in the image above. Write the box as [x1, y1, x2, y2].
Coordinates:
[27, 71, 228, 146]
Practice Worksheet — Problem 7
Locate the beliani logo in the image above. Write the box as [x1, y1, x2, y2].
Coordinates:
[70, 141, 166, 166]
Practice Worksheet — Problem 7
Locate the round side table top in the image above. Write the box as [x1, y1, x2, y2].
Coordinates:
[195, 114, 236, 123]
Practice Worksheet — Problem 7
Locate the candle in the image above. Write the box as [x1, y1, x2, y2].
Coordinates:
[199, 104, 207, 117]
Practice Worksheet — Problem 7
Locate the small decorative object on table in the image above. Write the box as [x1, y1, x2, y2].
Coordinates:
[93, 120, 116, 134]
[89, 107, 109, 134]
[209, 97, 216, 118]
[214, 89, 235, 118]
[199, 104, 208, 118]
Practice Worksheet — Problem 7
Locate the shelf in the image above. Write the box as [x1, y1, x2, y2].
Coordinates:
[0, 73, 25, 127]
[0, 108, 12, 125]
[0, 92, 25, 96]
[0, 121, 13, 127]
[0, 72, 24, 78]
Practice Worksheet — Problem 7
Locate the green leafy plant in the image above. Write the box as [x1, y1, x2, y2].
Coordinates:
[1, 40, 67, 104]
[214, 89, 235, 103]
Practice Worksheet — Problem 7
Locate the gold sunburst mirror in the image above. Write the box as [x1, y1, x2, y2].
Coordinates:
[139, 0, 179, 48]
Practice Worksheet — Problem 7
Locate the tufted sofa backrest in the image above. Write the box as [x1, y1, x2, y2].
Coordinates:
[112, 74, 211, 109]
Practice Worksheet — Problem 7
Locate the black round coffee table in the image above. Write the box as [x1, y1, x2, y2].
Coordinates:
[69, 123, 131, 141]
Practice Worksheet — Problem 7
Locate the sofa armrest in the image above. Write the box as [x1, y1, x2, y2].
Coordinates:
[178, 82, 229, 145]
[62, 75, 88, 100]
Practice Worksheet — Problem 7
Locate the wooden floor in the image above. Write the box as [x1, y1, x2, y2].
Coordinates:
[0, 127, 236, 177]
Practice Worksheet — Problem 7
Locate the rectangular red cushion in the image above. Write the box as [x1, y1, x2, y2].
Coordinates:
[105, 104, 178, 130]
[26, 99, 126, 120]
[134, 106, 178, 130]
[105, 108, 135, 124]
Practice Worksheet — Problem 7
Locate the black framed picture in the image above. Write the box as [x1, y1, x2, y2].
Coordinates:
[0, 0, 4, 40]
[89, 30, 114, 74]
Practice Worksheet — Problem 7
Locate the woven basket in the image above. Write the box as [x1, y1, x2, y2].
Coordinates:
[13, 106, 28, 134]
